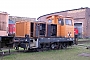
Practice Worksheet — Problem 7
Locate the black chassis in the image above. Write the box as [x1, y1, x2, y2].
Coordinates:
[14, 35, 74, 50]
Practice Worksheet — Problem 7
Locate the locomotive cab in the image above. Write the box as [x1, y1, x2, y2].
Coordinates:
[58, 17, 74, 38]
[46, 15, 74, 38]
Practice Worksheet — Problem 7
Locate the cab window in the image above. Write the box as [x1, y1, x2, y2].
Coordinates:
[65, 19, 72, 25]
[48, 19, 52, 23]
[58, 18, 64, 25]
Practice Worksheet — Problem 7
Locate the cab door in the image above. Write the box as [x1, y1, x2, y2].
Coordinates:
[58, 18, 65, 37]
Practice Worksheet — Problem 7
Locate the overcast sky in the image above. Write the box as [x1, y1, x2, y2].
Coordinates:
[0, 0, 89, 18]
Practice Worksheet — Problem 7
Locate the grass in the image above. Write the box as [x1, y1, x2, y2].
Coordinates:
[0, 44, 90, 60]
[78, 38, 90, 41]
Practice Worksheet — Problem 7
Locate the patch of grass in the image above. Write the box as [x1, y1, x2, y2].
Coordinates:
[0, 45, 90, 60]
[79, 38, 90, 41]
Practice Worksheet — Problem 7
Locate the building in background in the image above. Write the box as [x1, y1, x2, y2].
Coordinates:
[37, 7, 90, 38]
[9, 16, 36, 22]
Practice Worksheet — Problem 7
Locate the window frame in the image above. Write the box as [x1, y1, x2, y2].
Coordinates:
[65, 19, 72, 26]
[58, 18, 64, 25]
[48, 19, 52, 23]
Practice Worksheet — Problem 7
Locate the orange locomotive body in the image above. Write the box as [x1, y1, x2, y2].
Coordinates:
[15, 21, 57, 38]
[46, 15, 74, 38]
[16, 21, 36, 37]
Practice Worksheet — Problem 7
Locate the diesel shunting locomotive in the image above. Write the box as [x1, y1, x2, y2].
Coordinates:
[13, 15, 74, 51]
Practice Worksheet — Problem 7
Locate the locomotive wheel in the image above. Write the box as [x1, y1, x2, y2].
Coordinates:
[63, 43, 67, 49]
[51, 44, 55, 49]
[59, 43, 63, 49]
[61, 43, 67, 49]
